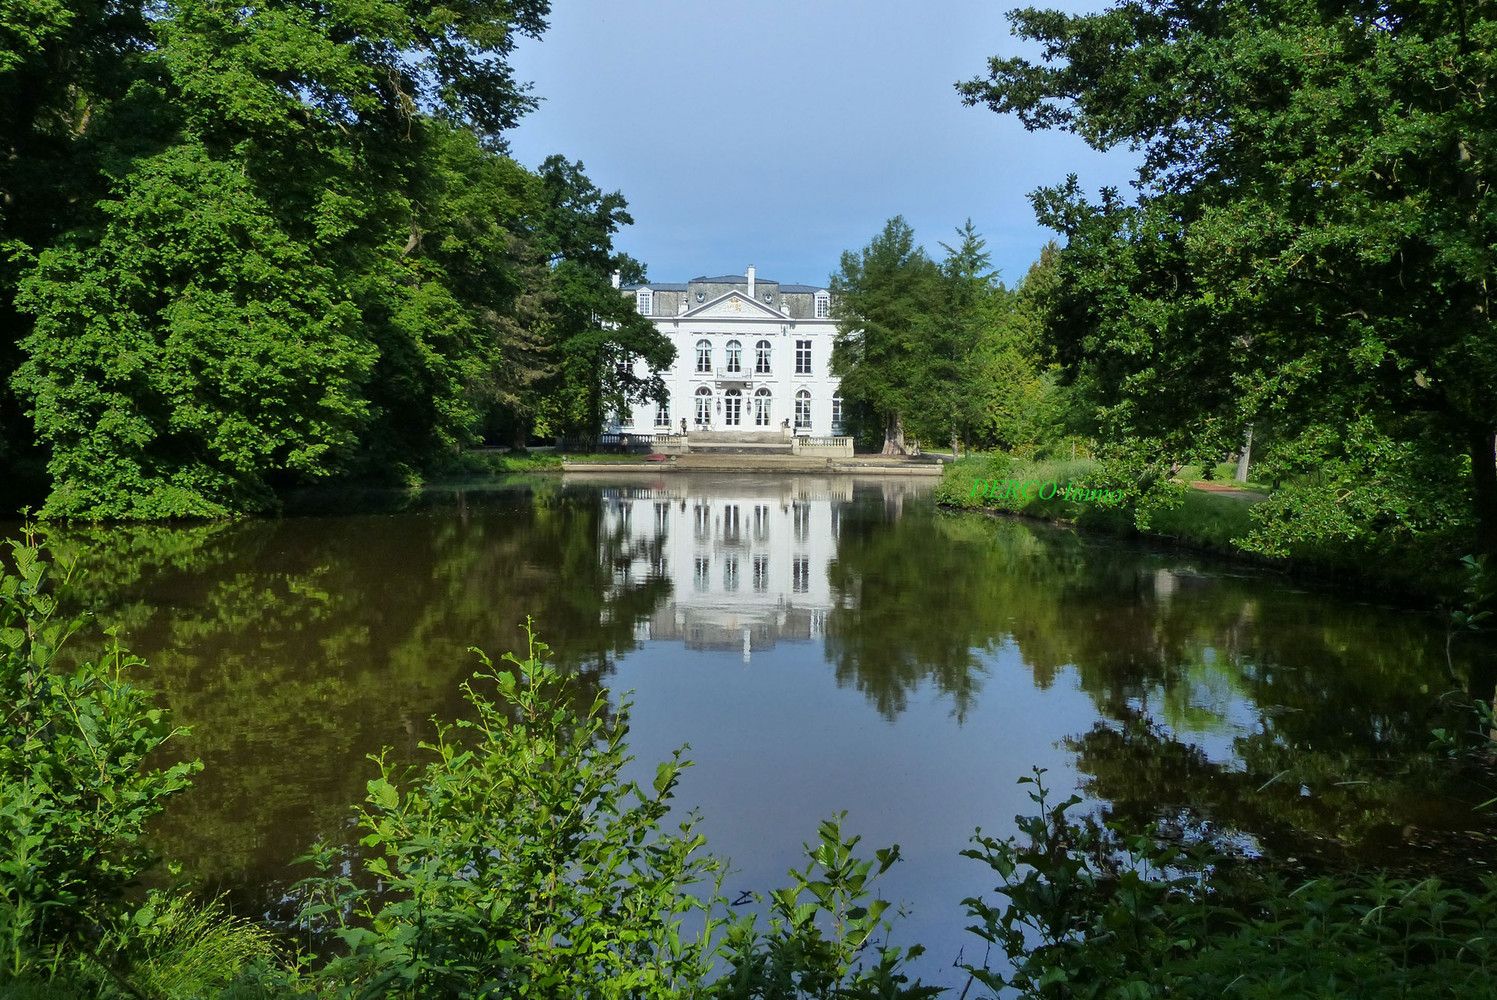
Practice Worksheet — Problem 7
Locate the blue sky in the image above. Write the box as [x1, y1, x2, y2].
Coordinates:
[505, 0, 1135, 289]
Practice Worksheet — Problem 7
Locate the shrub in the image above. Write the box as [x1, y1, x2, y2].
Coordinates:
[0, 527, 200, 980]
[963, 768, 1497, 999]
[294, 621, 934, 999]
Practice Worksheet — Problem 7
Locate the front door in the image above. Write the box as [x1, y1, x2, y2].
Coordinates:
[724, 390, 742, 427]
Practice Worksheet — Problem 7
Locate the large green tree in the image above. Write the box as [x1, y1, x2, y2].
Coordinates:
[529, 156, 673, 440]
[830, 217, 954, 454]
[5, 0, 566, 516]
[960, 0, 1497, 559]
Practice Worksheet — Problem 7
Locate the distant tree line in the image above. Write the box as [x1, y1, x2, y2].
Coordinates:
[0, 0, 673, 519]
[830, 218, 1088, 460]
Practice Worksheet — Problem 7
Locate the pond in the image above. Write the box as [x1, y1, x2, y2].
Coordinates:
[41, 472, 1497, 990]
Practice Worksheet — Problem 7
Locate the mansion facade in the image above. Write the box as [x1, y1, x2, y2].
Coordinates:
[611, 267, 844, 436]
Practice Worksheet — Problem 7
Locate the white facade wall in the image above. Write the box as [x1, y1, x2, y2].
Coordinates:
[611, 277, 845, 437]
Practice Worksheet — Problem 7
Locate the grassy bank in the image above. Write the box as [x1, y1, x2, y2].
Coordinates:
[935, 453, 1455, 603]
[438, 449, 650, 476]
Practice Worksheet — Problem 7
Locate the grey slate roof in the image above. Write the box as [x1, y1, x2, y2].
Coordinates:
[623, 276, 827, 292]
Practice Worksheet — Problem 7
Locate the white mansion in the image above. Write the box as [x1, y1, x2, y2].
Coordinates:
[611, 267, 844, 436]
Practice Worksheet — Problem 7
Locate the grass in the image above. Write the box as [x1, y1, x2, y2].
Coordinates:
[442, 449, 653, 475]
[935, 452, 1464, 603]
[935, 452, 1264, 557]
[1174, 462, 1272, 493]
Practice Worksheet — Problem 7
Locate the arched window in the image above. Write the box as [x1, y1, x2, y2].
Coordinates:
[637, 289, 653, 315]
[725, 339, 742, 373]
[814, 291, 830, 318]
[654, 398, 670, 428]
[755, 340, 772, 374]
[695, 339, 712, 374]
[723, 388, 743, 426]
[794, 389, 812, 431]
[694, 386, 712, 427]
[754, 387, 772, 427]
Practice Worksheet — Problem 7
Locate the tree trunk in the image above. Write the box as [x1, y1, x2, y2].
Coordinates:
[881, 412, 907, 456]
[1234, 425, 1254, 483]
[1471, 426, 1497, 560]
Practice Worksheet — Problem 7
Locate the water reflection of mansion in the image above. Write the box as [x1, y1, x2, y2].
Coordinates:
[600, 481, 849, 661]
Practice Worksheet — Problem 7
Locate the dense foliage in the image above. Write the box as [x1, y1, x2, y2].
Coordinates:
[830, 219, 1079, 457]
[0, 0, 672, 519]
[959, 0, 1497, 564]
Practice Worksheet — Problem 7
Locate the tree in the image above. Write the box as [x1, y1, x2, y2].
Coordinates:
[959, 0, 1497, 560]
[14, 144, 376, 518]
[530, 157, 674, 439]
[7, 0, 568, 515]
[937, 219, 1000, 456]
[830, 217, 951, 455]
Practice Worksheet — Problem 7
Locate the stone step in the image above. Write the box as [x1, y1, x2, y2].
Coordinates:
[686, 431, 789, 445]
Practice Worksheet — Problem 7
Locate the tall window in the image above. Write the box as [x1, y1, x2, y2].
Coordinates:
[723, 556, 739, 592]
[694, 386, 712, 427]
[831, 394, 843, 434]
[795, 339, 812, 375]
[725, 339, 742, 373]
[793, 501, 810, 542]
[754, 388, 772, 427]
[637, 289, 653, 315]
[814, 292, 830, 318]
[695, 339, 712, 374]
[794, 389, 811, 430]
[694, 556, 710, 592]
[755, 340, 772, 374]
[792, 556, 809, 594]
[753, 555, 769, 592]
[655, 399, 670, 428]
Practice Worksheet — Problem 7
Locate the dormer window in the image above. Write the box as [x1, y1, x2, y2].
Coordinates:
[636, 289, 652, 315]
[814, 291, 830, 318]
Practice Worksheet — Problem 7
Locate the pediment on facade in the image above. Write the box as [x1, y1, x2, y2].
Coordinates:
[682, 290, 788, 320]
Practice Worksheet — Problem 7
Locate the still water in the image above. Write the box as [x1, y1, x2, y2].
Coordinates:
[46, 473, 1497, 988]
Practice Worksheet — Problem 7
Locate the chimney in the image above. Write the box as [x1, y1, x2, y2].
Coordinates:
[610, 271, 621, 290]
[746, 265, 756, 297]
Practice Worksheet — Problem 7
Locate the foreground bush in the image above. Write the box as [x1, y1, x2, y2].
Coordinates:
[0, 528, 274, 995]
[293, 620, 936, 999]
[963, 769, 1497, 999]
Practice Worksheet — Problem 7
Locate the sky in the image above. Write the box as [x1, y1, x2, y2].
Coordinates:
[504, 0, 1136, 289]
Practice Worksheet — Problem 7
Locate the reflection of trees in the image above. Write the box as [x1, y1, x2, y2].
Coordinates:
[826, 498, 1493, 867]
[823, 500, 997, 721]
[47, 483, 671, 916]
[1068, 712, 1497, 876]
